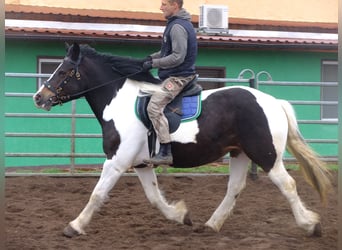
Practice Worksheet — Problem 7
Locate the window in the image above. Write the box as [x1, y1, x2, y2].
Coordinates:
[196, 66, 226, 90]
[321, 60, 338, 120]
[37, 57, 63, 88]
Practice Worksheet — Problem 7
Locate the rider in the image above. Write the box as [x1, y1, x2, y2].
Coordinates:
[142, 0, 197, 166]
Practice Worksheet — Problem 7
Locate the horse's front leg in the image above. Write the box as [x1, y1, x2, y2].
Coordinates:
[63, 158, 128, 237]
[134, 167, 192, 226]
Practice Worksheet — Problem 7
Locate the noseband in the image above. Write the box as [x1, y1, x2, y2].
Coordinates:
[43, 55, 82, 105]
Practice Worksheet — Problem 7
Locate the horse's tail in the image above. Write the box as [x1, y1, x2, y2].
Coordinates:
[279, 99, 332, 204]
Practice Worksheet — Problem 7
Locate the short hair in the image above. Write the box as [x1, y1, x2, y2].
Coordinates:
[170, 0, 183, 8]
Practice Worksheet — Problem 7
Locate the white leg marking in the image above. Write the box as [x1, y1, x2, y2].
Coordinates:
[205, 152, 250, 232]
[134, 167, 188, 224]
[68, 158, 129, 234]
[268, 160, 320, 235]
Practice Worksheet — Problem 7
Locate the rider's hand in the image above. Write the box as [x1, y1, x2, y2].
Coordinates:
[142, 57, 153, 71]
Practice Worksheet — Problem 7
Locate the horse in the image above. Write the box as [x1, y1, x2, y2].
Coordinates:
[33, 43, 331, 238]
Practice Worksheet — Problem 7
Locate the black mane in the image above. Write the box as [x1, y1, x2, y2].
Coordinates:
[79, 44, 160, 84]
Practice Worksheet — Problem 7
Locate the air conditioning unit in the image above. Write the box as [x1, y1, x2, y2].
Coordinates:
[199, 5, 228, 30]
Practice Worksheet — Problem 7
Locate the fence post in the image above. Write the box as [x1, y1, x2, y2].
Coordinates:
[0, 5, 5, 248]
[248, 71, 273, 180]
[70, 100, 77, 173]
[337, 12, 342, 249]
[248, 77, 258, 180]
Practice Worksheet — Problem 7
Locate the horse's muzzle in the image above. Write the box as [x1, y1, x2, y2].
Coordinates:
[33, 92, 53, 111]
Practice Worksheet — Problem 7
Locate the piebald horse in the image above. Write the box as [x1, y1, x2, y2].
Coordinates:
[33, 43, 331, 238]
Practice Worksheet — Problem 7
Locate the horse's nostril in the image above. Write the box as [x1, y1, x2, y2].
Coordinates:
[34, 93, 41, 102]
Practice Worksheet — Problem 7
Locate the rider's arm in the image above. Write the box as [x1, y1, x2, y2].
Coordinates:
[150, 51, 161, 59]
[152, 24, 188, 69]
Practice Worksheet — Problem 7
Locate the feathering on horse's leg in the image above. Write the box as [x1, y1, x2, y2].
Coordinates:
[205, 152, 250, 232]
[63, 159, 128, 237]
[268, 160, 321, 237]
[134, 166, 191, 225]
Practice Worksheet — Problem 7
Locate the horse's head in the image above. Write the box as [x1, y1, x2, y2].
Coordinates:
[33, 43, 85, 111]
[34, 42, 161, 112]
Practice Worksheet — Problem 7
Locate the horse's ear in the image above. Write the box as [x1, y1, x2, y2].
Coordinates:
[70, 43, 80, 62]
[65, 42, 70, 52]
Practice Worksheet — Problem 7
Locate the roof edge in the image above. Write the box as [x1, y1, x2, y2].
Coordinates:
[5, 4, 337, 32]
[5, 4, 163, 20]
[5, 27, 338, 53]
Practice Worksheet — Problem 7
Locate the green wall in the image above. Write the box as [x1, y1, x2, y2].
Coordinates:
[4, 40, 338, 167]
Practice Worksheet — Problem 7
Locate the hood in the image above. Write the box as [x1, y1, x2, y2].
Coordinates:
[169, 8, 191, 21]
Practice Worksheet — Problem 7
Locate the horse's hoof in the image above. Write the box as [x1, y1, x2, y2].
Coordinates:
[63, 224, 81, 238]
[183, 211, 193, 226]
[311, 223, 322, 237]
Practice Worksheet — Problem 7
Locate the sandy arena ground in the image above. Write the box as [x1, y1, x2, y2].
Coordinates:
[5, 170, 337, 249]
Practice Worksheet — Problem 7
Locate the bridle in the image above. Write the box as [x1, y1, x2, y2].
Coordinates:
[43, 54, 144, 106]
[43, 55, 82, 105]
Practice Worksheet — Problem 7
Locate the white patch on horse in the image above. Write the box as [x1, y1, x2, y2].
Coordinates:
[103, 79, 145, 132]
[171, 120, 199, 143]
[244, 86, 288, 154]
[103, 79, 150, 164]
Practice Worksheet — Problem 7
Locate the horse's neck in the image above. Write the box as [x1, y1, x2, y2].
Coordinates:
[84, 82, 117, 124]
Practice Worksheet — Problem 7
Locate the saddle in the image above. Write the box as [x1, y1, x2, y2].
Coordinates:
[135, 76, 202, 157]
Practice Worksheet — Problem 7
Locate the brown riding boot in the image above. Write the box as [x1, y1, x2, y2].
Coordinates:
[144, 143, 173, 166]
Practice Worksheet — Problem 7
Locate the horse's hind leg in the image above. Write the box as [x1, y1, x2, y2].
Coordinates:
[63, 158, 128, 237]
[205, 152, 250, 232]
[268, 160, 321, 236]
[134, 167, 191, 225]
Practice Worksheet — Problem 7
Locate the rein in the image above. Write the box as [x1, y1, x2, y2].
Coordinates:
[68, 70, 144, 98]
[44, 55, 144, 105]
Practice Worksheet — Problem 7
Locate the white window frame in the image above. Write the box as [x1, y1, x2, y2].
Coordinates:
[321, 60, 338, 121]
[37, 57, 63, 88]
[195, 66, 226, 90]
